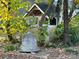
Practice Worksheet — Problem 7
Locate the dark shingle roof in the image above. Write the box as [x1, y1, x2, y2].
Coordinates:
[36, 3, 53, 16]
[37, 3, 48, 12]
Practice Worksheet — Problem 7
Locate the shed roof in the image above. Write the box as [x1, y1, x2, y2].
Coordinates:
[24, 3, 53, 18]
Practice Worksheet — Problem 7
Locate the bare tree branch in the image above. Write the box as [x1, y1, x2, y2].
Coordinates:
[0, 0, 7, 7]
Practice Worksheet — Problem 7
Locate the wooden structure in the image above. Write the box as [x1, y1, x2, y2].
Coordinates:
[24, 3, 57, 25]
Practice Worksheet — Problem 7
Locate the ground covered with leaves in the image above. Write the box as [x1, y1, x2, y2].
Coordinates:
[0, 44, 79, 59]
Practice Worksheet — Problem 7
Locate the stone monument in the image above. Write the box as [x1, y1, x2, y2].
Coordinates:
[20, 32, 39, 53]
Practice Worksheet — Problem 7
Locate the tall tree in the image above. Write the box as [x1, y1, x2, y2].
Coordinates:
[63, 0, 79, 44]
[63, 0, 69, 44]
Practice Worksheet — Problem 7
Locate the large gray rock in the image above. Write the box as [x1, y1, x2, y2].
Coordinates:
[20, 32, 39, 53]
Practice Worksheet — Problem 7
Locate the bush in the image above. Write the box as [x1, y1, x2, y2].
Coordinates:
[0, 17, 29, 43]
[30, 26, 48, 47]
[50, 16, 79, 47]
[48, 23, 64, 47]
[3, 45, 17, 52]
[37, 27, 48, 46]
[69, 16, 79, 45]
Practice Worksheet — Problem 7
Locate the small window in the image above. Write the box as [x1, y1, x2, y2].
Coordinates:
[50, 17, 56, 25]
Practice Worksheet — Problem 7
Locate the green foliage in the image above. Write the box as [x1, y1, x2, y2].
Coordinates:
[50, 16, 79, 47]
[0, 0, 31, 43]
[1, 17, 28, 34]
[69, 16, 79, 45]
[37, 26, 48, 46]
[49, 23, 63, 42]
[47, 24, 64, 47]
[8, 17, 29, 43]
[34, 0, 53, 4]
[30, 26, 48, 47]
[75, 0, 79, 5]
[0, 17, 29, 43]
[4, 45, 16, 52]
[25, 16, 38, 26]
[9, 17, 28, 34]
[9, 0, 31, 13]
[53, 23, 64, 40]
[34, 0, 47, 3]
[47, 0, 53, 5]
[65, 48, 79, 55]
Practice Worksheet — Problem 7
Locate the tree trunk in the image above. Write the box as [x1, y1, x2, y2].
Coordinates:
[63, 0, 76, 45]
[64, 18, 69, 44]
[63, 0, 69, 44]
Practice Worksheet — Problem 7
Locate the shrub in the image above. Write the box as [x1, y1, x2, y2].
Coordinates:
[30, 26, 48, 47]
[69, 16, 79, 45]
[37, 27, 48, 46]
[48, 23, 64, 47]
[0, 17, 29, 43]
[50, 16, 79, 47]
[3, 45, 17, 52]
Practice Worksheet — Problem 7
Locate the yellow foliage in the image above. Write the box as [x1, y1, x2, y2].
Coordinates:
[75, 0, 79, 4]
[1, 0, 8, 5]
[10, 28, 17, 34]
[0, 0, 13, 20]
